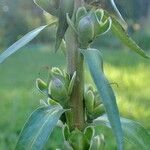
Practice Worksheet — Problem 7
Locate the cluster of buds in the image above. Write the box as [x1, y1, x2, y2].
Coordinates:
[36, 67, 76, 108]
[84, 85, 105, 120]
[76, 7, 112, 48]
[34, 0, 74, 50]
[63, 125, 105, 150]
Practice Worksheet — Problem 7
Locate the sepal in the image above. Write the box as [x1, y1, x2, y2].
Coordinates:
[36, 78, 48, 95]
[90, 134, 105, 150]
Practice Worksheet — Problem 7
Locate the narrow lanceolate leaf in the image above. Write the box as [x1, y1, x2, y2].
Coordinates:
[104, 11, 149, 59]
[55, 0, 74, 51]
[81, 48, 123, 150]
[108, 0, 127, 30]
[15, 105, 65, 150]
[0, 22, 56, 64]
[94, 115, 150, 150]
[33, 0, 60, 16]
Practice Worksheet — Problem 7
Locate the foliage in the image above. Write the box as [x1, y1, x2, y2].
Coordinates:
[0, 46, 150, 149]
[0, 0, 150, 150]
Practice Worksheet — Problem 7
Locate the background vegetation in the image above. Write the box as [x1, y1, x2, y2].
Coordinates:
[0, 0, 150, 149]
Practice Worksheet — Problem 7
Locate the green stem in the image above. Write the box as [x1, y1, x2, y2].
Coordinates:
[65, 0, 85, 130]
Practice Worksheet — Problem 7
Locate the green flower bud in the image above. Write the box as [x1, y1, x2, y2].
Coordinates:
[68, 129, 89, 150]
[84, 90, 95, 114]
[77, 16, 95, 48]
[76, 7, 87, 24]
[48, 77, 69, 105]
[90, 134, 105, 150]
[93, 104, 105, 119]
[36, 78, 47, 95]
[49, 67, 70, 89]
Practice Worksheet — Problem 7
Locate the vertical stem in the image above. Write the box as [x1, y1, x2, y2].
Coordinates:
[65, 0, 85, 130]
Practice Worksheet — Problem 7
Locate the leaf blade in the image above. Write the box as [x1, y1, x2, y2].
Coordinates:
[15, 105, 65, 150]
[104, 11, 149, 59]
[81, 48, 123, 150]
[94, 115, 150, 150]
[55, 0, 74, 51]
[33, 0, 59, 16]
[0, 22, 55, 64]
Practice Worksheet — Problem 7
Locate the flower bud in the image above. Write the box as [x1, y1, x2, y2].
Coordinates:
[48, 77, 69, 105]
[68, 129, 89, 150]
[50, 67, 69, 88]
[85, 90, 95, 114]
[93, 104, 105, 119]
[77, 16, 95, 47]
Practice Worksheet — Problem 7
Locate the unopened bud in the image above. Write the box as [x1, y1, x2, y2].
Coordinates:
[77, 16, 95, 47]
[49, 77, 69, 105]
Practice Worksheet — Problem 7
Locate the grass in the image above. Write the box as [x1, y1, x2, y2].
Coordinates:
[0, 44, 149, 149]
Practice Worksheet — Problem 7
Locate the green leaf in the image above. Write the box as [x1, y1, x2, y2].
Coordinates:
[55, 0, 74, 51]
[104, 11, 149, 59]
[81, 48, 123, 150]
[108, 0, 127, 30]
[15, 105, 65, 150]
[0, 22, 56, 64]
[33, 0, 60, 16]
[94, 115, 150, 150]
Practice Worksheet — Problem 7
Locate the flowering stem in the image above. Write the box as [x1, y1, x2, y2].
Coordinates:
[65, 0, 85, 130]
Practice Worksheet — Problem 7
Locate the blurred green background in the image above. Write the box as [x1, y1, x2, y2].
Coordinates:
[0, 0, 150, 149]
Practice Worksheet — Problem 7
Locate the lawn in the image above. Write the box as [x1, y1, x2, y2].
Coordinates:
[0, 44, 149, 149]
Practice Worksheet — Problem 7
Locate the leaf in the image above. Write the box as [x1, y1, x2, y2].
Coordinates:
[16, 105, 66, 150]
[108, 0, 127, 30]
[94, 115, 150, 150]
[104, 11, 149, 59]
[0, 22, 56, 64]
[33, 0, 59, 16]
[66, 13, 78, 34]
[55, 0, 74, 51]
[81, 48, 123, 150]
